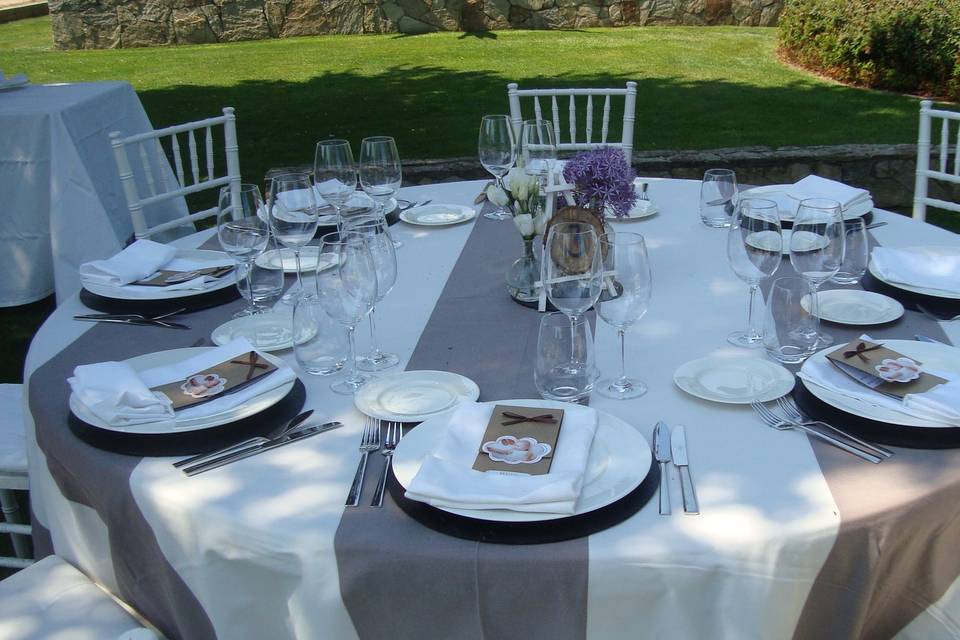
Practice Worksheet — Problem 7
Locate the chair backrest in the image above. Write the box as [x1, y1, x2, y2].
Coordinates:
[507, 82, 637, 162]
[913, 99, 960, 221]
[110, 107, 241, 240]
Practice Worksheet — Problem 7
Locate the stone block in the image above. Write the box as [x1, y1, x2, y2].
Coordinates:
[513, 0, 553, 11]
[172, 7, 218, 43]
[398, 14, 435, 32]
[509, 5, 531, 26]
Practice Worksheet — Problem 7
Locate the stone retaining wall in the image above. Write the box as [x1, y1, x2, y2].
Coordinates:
[50, 0, 784, 49]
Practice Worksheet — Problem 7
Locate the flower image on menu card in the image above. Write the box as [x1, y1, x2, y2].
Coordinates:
[472, 405, 564, 476]
[827, 340, 947, 399]
[151, 351, 277, 411]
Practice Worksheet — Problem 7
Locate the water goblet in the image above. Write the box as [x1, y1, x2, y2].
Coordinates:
[535, 312, 597, 403]
[520, 119, 556, 185]
[478, 115, 517, 221]
[596, 232, 653, 399]
[699, 169, 738, 228]
[832, 217, 868, 284]
[727, 198, 782, 347]
[763, 276, 819, 364]
[267, 172, 319, 302]
[217, 183, 270, 318]
[314, 139, 356, 225]
[359, 136, 403, 248]
[293, 293, 347, 376]
[789, 198, 844, 347]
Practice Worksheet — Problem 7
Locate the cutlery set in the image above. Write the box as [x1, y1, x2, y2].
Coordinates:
[346, 418, 404, 507]
[73, 308, 190, 330]
[653, 421, 699, 515]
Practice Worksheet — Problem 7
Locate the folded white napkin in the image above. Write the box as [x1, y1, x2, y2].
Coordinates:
[798, 356, 960, 427]
[79, 240, 177, 287]
[405, 402, 599, 514]
[787, 175, 871, 209]
[69, 338, 296, 429]
[870, 246, 960, 296]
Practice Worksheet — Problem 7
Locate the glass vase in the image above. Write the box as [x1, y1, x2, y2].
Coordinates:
[506, 237, 541, 303]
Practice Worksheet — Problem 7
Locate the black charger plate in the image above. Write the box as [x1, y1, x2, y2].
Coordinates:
[80, 284, 240, 316]
[68, 380, 306, 457]
[861, 271, 960, 317]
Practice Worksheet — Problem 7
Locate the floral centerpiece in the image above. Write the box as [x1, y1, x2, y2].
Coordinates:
[561, 148, 637, 221]
[486, 167, 548, 240]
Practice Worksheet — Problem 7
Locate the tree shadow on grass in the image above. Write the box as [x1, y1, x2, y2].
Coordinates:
[138, 65, 922, 186]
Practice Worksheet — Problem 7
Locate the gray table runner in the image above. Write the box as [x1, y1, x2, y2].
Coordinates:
[334, 210, 590, 640]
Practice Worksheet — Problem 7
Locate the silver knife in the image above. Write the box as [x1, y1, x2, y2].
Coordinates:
[653, 421, 671, 515]
[670, 426, 699, 515]
[184, 421, 344, 476]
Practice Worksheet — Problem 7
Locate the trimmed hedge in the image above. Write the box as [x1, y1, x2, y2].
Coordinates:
[778, 0, 960, 101]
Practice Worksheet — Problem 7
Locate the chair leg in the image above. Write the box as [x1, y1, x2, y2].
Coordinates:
[0, 489, 31, 560]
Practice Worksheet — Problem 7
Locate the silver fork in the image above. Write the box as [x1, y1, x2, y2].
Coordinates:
[750, 402, 882, 463]
[637, 182, 650, 202]
[917, 304, 960, 322]
[372, 422, 403, 507]
[776, 396, 893, 459]
[346, 417, 380, 507]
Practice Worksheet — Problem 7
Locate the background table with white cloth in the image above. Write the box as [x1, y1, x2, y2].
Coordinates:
[0, 81, 184, 306]
[23, 179, 960, 639]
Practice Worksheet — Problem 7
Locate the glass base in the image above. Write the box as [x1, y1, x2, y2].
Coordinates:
[301, 360, 345, 376]
[727, 330, 764, 348]
[700, 218, 731, 228]
[232, 307, 257, 319]
[814, 331, 834, 348]
[484, 207, 512, 221]
[596, 377, 647, 400]
[357, 351, 400, 371]
[331, 373, 373, 395]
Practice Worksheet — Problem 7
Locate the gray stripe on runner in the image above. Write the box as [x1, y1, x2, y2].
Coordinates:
[334, 208, 589, 640]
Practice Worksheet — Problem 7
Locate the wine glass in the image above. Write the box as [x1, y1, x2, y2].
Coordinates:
[520, 119, 556, 184]
[596, 232, 653, 399]
[359, 136, 402, 247]
[832, 217, 868, 284]
[341, 216, 399, 371]
[726, 198, 782, 347]
[217, 184, 270, 318]
[267, 172, 319, 302]
[315, 231, 378, 395]
[542, 221, 603, 379]
[314, 139, 356, 225]
[478, 115, 516, 221]
[789, 198, 845, 347]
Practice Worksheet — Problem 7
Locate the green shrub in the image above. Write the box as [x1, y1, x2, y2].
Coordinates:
[778, 0, 960, 101]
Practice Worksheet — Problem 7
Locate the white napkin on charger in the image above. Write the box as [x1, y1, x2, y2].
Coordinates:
[786, 175, 871, 209]
[69, 338, 296, 429]
[79, 240, 234, 291]
[798, 350, 960, 427]
[405, 402, 599, 514]
[870, 246, 960, 296]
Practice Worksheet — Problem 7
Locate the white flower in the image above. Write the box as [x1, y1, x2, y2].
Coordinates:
[534, 210, 549, 236]
[513, 213, 535, 237]
[486, 183, 510, 207]
[507, 167, 529, 201]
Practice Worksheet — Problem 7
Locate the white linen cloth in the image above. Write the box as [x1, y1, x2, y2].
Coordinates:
[68, 338, 296, 429]
[405, 402, 598, 514]
[786, 174, 871, 208]
[870, 246, 960, 295]
[79, 240, 177, 287]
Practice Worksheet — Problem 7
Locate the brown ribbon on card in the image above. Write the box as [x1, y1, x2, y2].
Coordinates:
[230, 352, 269, 380]
[501, 411, 558, 427]
[843, 342, 884, 363]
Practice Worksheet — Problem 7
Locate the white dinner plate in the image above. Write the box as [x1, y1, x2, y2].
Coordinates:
[400, 204, 476, 227]
[741, 184, 873, 221]
[801, 339, 960, 428]
[68, 347, 294, 434]
[867, 246, 960, 300]
[254, 246, 338, 273]
[674, 356, 795, 404]
[82, 249, 235, 301]
[211, 313, 294, 352]
[354, 370, 480, 422]
[392, 399, 652, 523]
[801, 289, 904, 325]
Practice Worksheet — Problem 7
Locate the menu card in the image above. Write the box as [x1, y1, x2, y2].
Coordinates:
[827, 340, 947, 399]
[151, 351, 277, 411]
[472, 405, 564, 476]
[134, 265, 234, 287]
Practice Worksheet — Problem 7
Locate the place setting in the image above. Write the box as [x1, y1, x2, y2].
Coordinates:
[739, 174, 875, 227]
[862, 244, 960, 319]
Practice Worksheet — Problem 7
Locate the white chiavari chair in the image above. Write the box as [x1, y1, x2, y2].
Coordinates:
[110, 107, 242, 241]
[913, 100, 960, 221]
[507, 82, 637, 162]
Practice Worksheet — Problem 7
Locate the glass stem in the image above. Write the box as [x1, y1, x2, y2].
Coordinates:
[368, 306, 382, 359]
[569, 313, 579, 365]
[746, 283, 759, 338]
[293, 248, 304, 292]
[808, 281, 821, 337]
[618, 328, 627, 383]
[244, 258, 255, 312]
[344, 325, 358, 383]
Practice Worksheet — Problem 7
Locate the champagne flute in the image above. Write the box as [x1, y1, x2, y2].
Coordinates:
[789, 198, 845, 347]
[542, 221, 603, 378]
[359, 136, 403, 248]
[341, 216, 399, 371]
[520, 119, 556, 184]
[267, 172, 319, 302]
[727, 198, 782, 347]
[478, 115, 516, 221]
[314, 139, 356, 226]
[217, 184, 270, 318]
[315, 231, 378, 395]
[596, 232, 653, 399]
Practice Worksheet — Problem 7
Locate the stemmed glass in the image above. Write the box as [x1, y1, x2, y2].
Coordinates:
[314, 139, 356, 226]
[341, 216, 399, 371]
[217, 184, 270, 318]
[315, 231, 378, 395]
[520, 119, 556, 186]
[596, 232, 653, 399]
[789, 198, 845, 347]
[727, 198, 782, 347]
[542, 221, 603, 382]
[478, 115, 516, 221]
[359, 136, 403, 248]
[267, 172, 319, 302]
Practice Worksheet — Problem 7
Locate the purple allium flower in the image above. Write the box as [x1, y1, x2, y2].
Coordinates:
[562, 148, 637, 219]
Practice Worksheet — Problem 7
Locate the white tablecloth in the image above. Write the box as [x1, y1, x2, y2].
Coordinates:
[0, 81, 183, 306]
[23, 179, 960, 639]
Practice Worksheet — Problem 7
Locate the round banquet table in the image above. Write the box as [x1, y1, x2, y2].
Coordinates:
[23, 179, 960, 640]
